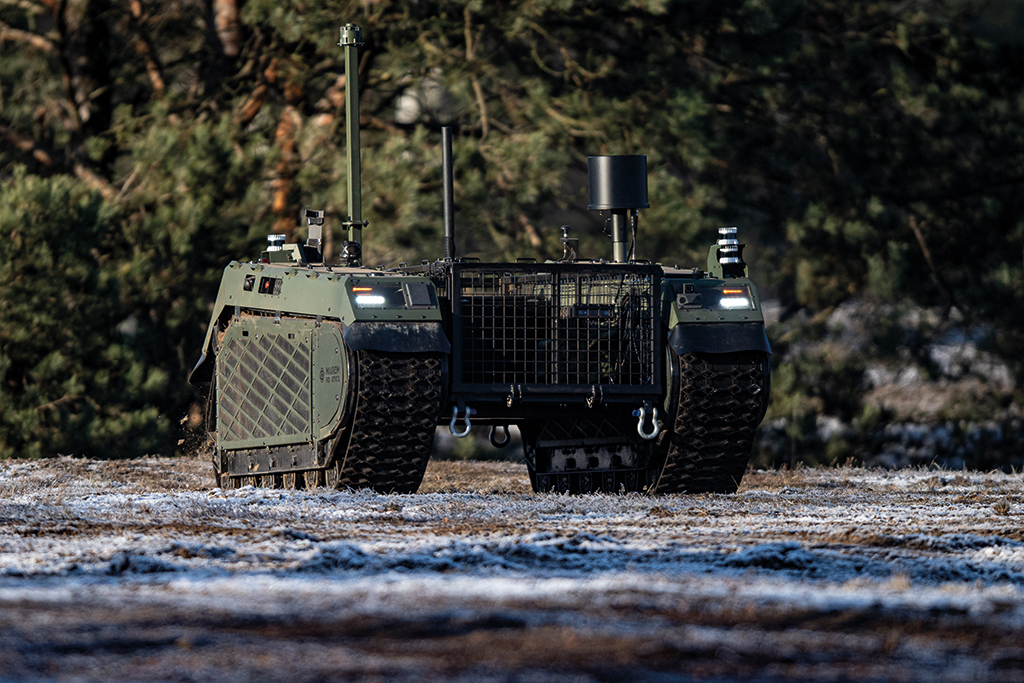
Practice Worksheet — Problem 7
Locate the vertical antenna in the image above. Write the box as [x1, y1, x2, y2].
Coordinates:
[339, 23, 365, 266]
[442, 126, 456, 260]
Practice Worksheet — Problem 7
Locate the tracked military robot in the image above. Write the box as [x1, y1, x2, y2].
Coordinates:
[189, 24, 771, 494]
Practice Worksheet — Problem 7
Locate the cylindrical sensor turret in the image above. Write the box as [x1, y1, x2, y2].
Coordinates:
[587, 155, 649, 210]
[588, 155, 649, 263]
[339, 23, 362, 46]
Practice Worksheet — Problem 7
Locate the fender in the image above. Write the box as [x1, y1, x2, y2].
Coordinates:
[668, 321, 772, 355]
[189, 319, 452, 385]
[343, 321, 452, 354]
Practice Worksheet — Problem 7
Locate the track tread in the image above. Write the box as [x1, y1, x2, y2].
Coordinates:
[653, 351, 770, 494]
[216, 347, 442, 494]
[330, 351, 444, 494]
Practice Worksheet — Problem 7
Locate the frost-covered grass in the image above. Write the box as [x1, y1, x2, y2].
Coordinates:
[1, 458, 1023, 593]
[1, 457, 1023, 681]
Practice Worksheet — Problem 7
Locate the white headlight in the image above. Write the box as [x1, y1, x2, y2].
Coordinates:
[720, 297, 750, 310]
[355, 294, 386, 307]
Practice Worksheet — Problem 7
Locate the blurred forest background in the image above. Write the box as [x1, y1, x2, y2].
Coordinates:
[1, 0, 1022, 467]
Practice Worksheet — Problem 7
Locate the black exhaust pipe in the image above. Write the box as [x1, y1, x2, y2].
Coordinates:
[442, 126, 456, 260]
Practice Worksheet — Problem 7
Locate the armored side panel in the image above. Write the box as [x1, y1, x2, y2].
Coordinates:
[216, 316, 315, 451]
[214, 317, 347, 449]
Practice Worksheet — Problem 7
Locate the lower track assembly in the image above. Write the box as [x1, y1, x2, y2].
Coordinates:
[651, 350, 771, 494]
[219, 350, 444, 494]
[522, 351, 769, 495]
[216, 351, 767, 496]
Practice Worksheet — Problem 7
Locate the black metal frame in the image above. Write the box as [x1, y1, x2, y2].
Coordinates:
[433, 262, 662, 406]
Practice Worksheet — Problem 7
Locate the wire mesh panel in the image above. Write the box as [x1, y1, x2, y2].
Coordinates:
[451, 264, 660, 394]
[217, 325, 312, 446]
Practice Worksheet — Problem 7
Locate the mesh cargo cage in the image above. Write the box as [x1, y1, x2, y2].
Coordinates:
[440, 262, 663, 402]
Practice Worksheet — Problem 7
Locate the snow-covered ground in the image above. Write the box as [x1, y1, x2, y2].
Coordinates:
[1, 457, 1023, 681]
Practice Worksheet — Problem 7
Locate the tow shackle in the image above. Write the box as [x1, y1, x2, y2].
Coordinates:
[632, 405, 661, 440]
[488, 425, 511, 448]
[449, 405, 476, 438]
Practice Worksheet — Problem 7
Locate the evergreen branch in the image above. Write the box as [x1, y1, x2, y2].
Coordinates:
[0, 122, 55, 166]
[464, 7, 489, 139]
[234, 84, 269, 127]
[1, 119, 117, 199]
[0, 20, 55, 52]
[35, 394, 78, 412]
[0, 0, 48, 15]
[544, 107, 600, 138]
[471, 76, 489, 139]
[368, 115, 405, 137]
[72, 163, 117, 201]
[128, 0, 166, 97]
[54, 0, 83, 132]
[908, 213, 958, 312]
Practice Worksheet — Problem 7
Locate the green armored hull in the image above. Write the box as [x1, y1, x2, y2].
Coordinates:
[189, 24, 770, 495]
[189, 259, 448, 492]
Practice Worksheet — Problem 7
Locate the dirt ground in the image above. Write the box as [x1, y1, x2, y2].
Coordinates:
[1, 456, 1023, 682]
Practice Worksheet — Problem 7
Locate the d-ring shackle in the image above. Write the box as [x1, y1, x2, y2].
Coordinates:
[449, 405, 475, 438]
[488, 425, 511, 448]
[632, 406, 661, 440]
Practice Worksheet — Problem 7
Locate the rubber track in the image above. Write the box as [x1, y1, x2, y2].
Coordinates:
[521, 417, 657, 494]
[329, 350, 444, 494]
[217, 351, 442, 494]
[652, 351, 770, 494]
